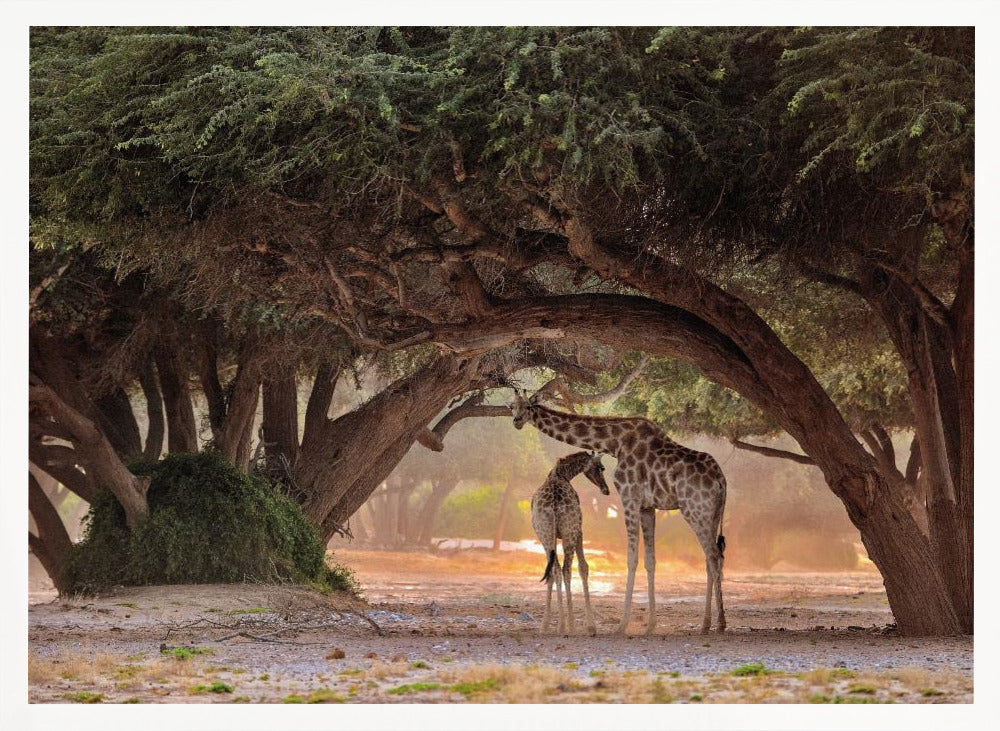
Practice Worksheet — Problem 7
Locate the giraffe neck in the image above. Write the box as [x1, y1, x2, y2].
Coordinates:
[528, 405, 620, 453]
[552, 451, 593, 481]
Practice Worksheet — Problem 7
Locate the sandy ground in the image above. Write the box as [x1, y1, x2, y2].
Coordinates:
[28, 548, 973, 704]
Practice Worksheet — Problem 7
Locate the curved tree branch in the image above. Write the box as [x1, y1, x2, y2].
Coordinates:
[731, 439, 815, 465]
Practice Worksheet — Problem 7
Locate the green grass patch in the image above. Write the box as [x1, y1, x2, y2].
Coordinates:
[409, 660, 430, 669]
[115, 602, 138, 608]
[161, 646, 212, 660]
[451, 679, 499, 697]
[731, 662, 771, 677]
[338, 668, 363, 676]
[830, 667, 857, 679]
[225, 607, 271, 615]
[189, 681, 234, 694]
[231, 696, 251, 703]
[920, 687, 945, 697]
[689, 693, 704, 702]
[387, 682, 443, 695]
[121, 697, 142, 704]
[258, 673, 270, 681]
[282, 688, 344, 703]
[847, 684, 877, 695]
[65, 691, 104, 703]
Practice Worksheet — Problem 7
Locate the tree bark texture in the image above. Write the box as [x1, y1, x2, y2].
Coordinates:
[154, 345, 199, 453]
[138, 359, 165, 460]
[295, 355, 480, 541]
[262, 374, 300, 468]
[30, 336, 150, 528]
[28, 471, 74, 593]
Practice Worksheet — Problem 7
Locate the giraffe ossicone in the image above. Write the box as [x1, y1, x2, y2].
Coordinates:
[511, 390, 728, 635]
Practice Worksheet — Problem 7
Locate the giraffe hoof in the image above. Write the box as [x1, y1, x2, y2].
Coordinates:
[700, 626, 711, 635]
[587, 625, 597, 637]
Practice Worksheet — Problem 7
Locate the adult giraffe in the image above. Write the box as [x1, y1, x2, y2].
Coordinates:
[510, 389, 727, 634]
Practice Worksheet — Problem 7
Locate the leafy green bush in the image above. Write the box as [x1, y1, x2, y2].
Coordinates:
[66, 451, 358, 594]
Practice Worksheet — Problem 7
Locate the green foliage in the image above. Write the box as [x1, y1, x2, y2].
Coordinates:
[160, 646, 212, 660]
[65, 451, 356, 594]
[64, 691, 105, 703]
[189, 681, 234, 694]
[434, 483, 528, 541]
[386, 682, 442, 695]
[731, 662, 772, 677]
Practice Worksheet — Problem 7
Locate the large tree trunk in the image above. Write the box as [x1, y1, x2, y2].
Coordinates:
[301, 361, 340, 454]
[295, 355, 480, 541]
[155, 345, 199, 453]
[262, 374, 299, 468]
[864, 270, 972, 632]
[94, 387, 143, 461]
[139, 359, 165, 460]
[28, 471, 74, 593]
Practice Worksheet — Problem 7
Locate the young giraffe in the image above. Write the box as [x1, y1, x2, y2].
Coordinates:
[531, 450, 610, 636]
[511, 389, 727, 635]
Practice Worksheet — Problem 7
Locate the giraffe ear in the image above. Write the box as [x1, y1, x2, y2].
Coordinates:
[529, 392, 540, 406]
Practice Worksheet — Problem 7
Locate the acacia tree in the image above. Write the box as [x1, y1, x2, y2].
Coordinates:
[29, 27, 973, 634]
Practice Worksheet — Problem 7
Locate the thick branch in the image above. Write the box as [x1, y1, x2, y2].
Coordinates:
[731, 439, 815, 465]
[28, 471, 74, 592]
[905, 434, 922, 485]
[416, 394, 511, 452]
[538, 354, 650, 408]
[29, 379, 149, 527]
[139, 359, 165, 460]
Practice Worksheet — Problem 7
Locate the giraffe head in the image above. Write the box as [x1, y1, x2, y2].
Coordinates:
[582, 452, 611, 495]
[509, 388, 540, 430]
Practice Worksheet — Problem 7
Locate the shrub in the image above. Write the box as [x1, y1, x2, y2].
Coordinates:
[65, 451, 357, 594]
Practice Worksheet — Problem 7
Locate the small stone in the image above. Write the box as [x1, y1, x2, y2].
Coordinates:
[428, 601, 442, 617]
[518, 612, 534, 621]
[326, 648, 346, 660]
[364, 651, 378, 659]
[390, 653, 406, 662]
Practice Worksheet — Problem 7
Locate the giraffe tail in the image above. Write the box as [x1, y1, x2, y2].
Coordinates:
[716, 479, 727, 558]
[541, 549, 557, 583]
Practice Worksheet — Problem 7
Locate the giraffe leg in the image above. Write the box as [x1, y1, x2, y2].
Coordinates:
[540, 542, 556, 634]
[617, 503, 641, 635]
[640, 508, 657, 636]
[714, 498, 726, 633]
[714, 551, 726, 633]
[682, 504, 719, 634]
[576, 543, 597, 635]
[554, 545, 565, 635]
[702, 554, 717, 634]
[562, 543, 575, 634]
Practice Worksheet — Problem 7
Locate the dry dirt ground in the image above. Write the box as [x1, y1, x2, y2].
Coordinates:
[28, 548, 973, 704]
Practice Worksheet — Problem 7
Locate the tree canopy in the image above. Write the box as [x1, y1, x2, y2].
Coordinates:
[29, 26, 974, 636]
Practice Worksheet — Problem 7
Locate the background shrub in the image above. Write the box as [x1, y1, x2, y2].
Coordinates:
[66, 451, 358, 594]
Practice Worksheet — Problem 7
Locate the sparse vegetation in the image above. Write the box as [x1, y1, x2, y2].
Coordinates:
[64, 691, 104, 703]
[189, 681, 234, 694]
[731, 662, 772, 677]
[386, 682, 442, 695]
